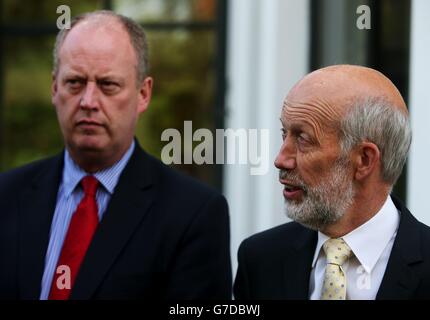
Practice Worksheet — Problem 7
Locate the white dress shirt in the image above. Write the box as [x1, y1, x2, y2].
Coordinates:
[309, 196, 400, 300]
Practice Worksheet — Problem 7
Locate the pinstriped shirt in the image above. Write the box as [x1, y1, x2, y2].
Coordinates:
[39, 141, 135, 300]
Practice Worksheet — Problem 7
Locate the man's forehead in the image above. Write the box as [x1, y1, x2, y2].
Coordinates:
[281, 96, 343, 125]
[280, 96, 343, 141]
[61, 17, 133, 56]
[59, 62, 120, 78]
[280, 115, 314, 134]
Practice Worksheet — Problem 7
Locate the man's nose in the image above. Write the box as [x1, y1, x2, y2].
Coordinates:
[274, 136, 296, 170]
[80, 81, 100, 110]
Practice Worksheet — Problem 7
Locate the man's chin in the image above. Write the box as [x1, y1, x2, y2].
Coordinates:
[285, 203, 346, 231]
[286, 210, 327, 231]
[71, 135, 108, 153]
[285, 196, 305, 206]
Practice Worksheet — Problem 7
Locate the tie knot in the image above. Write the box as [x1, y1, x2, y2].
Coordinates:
[81, 175, 99, 197]
[323, 238, 352, 266]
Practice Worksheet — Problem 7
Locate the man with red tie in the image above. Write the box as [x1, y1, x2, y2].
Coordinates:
[0, 10, 231, 300]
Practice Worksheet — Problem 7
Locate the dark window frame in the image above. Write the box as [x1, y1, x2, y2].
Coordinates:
[310, 0, 411, 202]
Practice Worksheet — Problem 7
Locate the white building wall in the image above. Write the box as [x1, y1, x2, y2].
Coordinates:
[408, 0, 430, 225]
[225, 0, 310, 273]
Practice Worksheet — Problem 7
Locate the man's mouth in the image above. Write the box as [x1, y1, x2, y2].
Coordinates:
[75, 120, 105, 134]
[284, 184, 301, 192]
[76, 119, 103, 126]
[282, 182, 305, 201]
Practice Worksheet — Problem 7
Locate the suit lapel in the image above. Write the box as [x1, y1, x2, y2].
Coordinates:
[282, 227, 317, 299]
[19, 154, 64, 299]
[70, 145, 156, 299]
[376, 196, 422, 299]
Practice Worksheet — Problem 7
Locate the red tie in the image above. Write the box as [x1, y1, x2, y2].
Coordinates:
[49, 175, 99, 300]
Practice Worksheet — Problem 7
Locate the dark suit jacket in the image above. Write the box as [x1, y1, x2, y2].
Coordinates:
[234, 196, 430, 300]
[0, 142, 232, 299]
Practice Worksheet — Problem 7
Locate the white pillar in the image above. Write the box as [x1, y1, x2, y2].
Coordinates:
[225, 0, 310, 272]
[407, 0, 430, 225]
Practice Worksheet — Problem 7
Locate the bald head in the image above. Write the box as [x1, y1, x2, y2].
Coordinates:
[53, 10, 149, 82]
[286, 64, 407, 118]
[282, 65, 408, 140]
[61, 15, 136, 63]
[290, 65, 407, 110]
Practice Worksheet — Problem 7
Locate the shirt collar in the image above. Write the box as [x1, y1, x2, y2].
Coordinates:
[62, 140, 135, 197]
[311, 196, 400, 273]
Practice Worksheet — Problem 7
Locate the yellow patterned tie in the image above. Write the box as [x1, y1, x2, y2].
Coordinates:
[320, 238, 353, 300]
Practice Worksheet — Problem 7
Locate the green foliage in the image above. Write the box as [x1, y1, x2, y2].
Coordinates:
[138, 31, 215, 159]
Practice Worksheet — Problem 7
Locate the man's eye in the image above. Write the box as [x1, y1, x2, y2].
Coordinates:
[66, 79, 83, 88]
[297, 135, 309, 144]
[100, 80, 118, 87]
[100, 81, 119, 92]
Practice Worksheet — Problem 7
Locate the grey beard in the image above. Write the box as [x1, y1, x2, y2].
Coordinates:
[281, 159, 355, 231]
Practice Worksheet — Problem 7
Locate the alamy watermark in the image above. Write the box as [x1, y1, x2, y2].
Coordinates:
[54, 265, 71, 290]
[161, 121, 270, 176]
[356, 5, 371, 30]
[57, 5, 71, 30]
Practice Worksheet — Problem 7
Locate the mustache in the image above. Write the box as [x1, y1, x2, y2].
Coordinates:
[279, 170, 307, 190]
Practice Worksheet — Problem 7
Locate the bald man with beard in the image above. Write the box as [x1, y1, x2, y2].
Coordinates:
[234, 65, 430, 300]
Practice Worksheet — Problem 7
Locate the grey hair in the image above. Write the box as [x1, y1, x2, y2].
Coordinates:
[53, 10, 149, 83]
[339, 97, 412, 186]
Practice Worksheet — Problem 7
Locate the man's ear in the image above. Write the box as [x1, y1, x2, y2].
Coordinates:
[137, 77, 153, 114]
[353, 142, 381, 181]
